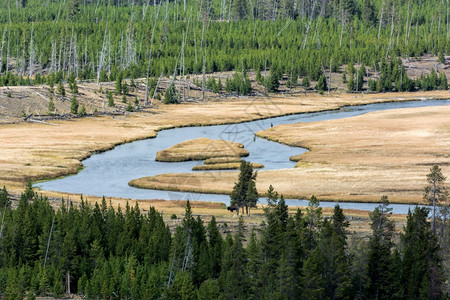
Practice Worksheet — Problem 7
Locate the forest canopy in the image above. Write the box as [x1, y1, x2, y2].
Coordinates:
[0, 184, 448, 298]
[0, 0, 448, 86]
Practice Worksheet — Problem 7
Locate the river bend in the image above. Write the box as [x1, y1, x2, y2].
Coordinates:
[35, 99, 450, 214]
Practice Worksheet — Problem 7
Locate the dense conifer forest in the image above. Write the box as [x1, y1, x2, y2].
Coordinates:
[0, 0, 448, 93]
[0, 183, 449, 299]
[1, 0, 450, 298]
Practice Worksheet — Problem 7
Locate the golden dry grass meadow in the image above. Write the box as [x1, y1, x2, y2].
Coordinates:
[0, 85, 449, 230]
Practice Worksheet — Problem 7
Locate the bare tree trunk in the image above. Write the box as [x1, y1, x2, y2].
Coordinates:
[404, 0, 410, 46]
[415, 20, 419, 47]
[43, 215, 55, 268]
[68, 28, 73, 75]
[301, 0, 317, 49]
[96, 25, 108, 85]
[289, 56, 293, 93]
[182, 35, 186, 101]
[67, 271, 71, 294]
[202, 51, 206, 101]
[378, 0, 385, 42]
[264, 58, 267, 94]
[145, 0, 162, 106]
[152, 71, 164, 102]
[200, 8, 207, 101]
[447, 0, 449, 39]
[438, 0, 443, 40]
[58, 39, 62, 72]
[0, 27, 6, 75]
[28, 26, 35, 78]
[328, 59, 331, 94]
[386, 3, 395, 58]
[5, 37, 9, 72]
[51, 40, 57, 73]
[16, 39, 19, 74]
[339, 7, 345, 48]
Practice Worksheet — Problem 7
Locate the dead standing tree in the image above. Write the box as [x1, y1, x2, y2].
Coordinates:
[144, 0, 162, 106]
[0, 27, 6, 75]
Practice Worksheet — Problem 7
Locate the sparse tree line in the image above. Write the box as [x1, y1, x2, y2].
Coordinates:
[0, 164, 448, 299]
[0, 0, 448, 98]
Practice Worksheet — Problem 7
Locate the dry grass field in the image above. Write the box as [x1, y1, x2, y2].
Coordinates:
[131, 103, 450, 204]
[192, 162, 264, 171]
[3, 88, 447, 196]
[0, 81, 448, 234]
[154, 137, 267, 170]
[155, 137, 249, 162]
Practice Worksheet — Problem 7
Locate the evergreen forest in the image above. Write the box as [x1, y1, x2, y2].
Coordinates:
[0, 183, 449, 299]
[0, 0, 448, 93]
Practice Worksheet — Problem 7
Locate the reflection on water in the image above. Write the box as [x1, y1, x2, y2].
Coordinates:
[36, 99, 449, 213]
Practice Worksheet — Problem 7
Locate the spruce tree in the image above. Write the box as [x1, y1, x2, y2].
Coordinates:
[207, 216, 223, 278]
[230, 161, 257, 215]
[401, 207, 443, 299]
[266, 68, 280, 92]
[48, 95, 55, 115]
[424, 165, 448, 233]
[367, 196, 396, 299]
[70, 96, 79, 114]
[57, 82, 65, 96]
[164, 83, 180, 104]
[315, 75, 327, 93]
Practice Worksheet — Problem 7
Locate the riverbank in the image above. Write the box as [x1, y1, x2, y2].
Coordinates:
[1, 90, 448, 208]
[130, 102, 450, 204]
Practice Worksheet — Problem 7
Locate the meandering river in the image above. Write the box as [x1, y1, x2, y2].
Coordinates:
[35, 99, 450, 214]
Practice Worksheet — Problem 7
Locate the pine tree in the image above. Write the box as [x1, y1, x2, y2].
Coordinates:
[362, 0, 377, 26]
[266, 68, 280, 92]
[198, 279, 220, 299]
[401, 207, 443, 299]
[357, 64, 365, 91]
[367, 196, 396, 299]
[78, 104, 87, 116]
[57, 82, 65, 97]
[305, 195, 322, 251]
[48, 95, 55, 115]
[349, 236, 369, 299]
[166, 271, 197, 300]
[256, 69, 263, 84]
[424, 165, 448, 233]
[302, 76, 310, 89]
[115, 74, 123, 95]
[126, 102, 133, 112]
[219, 218, 248, 299]
[70, 96, 79, 115]
[438, 72, 448, 90]
[232, 0, 249, 20]
[258, 191, 289, 297]
[164, 83, 180, 104]
[207, 216, 223, 278]
[302, 219, 351, 299]
[107, 91, 114, 107]
[230, 161, 257, 215]
[315, 75, 327, 93]
[245, 228, 262, 297]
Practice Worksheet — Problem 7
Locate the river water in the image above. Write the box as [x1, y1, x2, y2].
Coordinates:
[35, 99, 450, 214]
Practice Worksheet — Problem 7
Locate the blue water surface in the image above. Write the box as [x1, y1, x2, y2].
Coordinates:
[35, 99, 450, 213]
